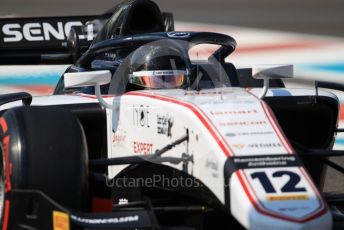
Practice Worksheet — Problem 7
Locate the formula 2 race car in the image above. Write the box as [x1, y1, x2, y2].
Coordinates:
[2, 0, 344, 229]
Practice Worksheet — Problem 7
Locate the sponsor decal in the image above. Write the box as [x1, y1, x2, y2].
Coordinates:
[157, 114, 174, 137]
[132, 70, 185, 76]
[104, 52, 117, 59]
[118, 198, 129, 205]
[133, 105, 150, 128]
[266, 195, 309, 202]
[233, 144, 245, 149]
[232, 143, 282, 150]
[70, 214, 139, 224]
[53, 211, 70, 230]
[231, 155, 300, 169]
[206, 158, 219, 178]
[167, 32, 190, 38]
[226, 133, 236, 137]
[112, 133, 126, 146]
[218, 121, 267, 126]
[210, 109, 258, 116]
[205, 158, 218, 171]
[247, 143, 282, 149]
[229, 100, 255, 104]
[225, 131, 273, 137]
[133, 141, 153, 155]
[1, 21, 93, 42]
[184, 91, 232, 96]
[153, 70, 183, 75]
[199, 100, 255, 105]
[278, 206, 311, 212]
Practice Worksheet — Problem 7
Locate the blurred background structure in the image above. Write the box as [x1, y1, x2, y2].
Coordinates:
[1, 0, 344, 37]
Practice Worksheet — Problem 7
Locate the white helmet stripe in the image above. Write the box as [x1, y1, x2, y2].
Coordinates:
[132, 70, 186, 77]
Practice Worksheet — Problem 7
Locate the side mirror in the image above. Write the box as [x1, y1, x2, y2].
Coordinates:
[252, 64, 293, 98]
[64, 70, 111, 88]
[64, 70, 114, 109]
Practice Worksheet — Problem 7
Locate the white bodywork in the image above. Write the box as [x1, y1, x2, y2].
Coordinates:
[0, 87, 335, 229]
[107, 87, 333, 230]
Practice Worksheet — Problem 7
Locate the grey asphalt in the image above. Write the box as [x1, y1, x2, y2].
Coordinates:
[1, 0, 344, 192]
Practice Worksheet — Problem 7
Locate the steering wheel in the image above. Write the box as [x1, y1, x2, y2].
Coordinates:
[76, 31, 236, 68]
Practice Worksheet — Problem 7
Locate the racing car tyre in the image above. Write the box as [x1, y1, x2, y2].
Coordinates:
[0, 106, 89, 212]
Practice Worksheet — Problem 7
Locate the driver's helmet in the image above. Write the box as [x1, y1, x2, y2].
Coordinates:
[128, 45, 188, 89]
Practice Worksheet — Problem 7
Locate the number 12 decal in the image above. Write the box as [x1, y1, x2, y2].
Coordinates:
[251, 171, 306, 194]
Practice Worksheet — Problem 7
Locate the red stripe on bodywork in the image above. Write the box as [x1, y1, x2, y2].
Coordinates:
[124, 91, 327, 223]
[126, 92, 232, 157]
[244, 91, 327, 221]
[246, 89, 294, 153]
[238, 169, 327, 223]
[260, 100, 294, 153]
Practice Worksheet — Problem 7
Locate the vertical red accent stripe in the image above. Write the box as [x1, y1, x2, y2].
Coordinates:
[261, 101, 294, 153]
[246, 90, 294, 153]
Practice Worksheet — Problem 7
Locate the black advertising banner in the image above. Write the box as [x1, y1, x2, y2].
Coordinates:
[0, 15, 96, 50]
